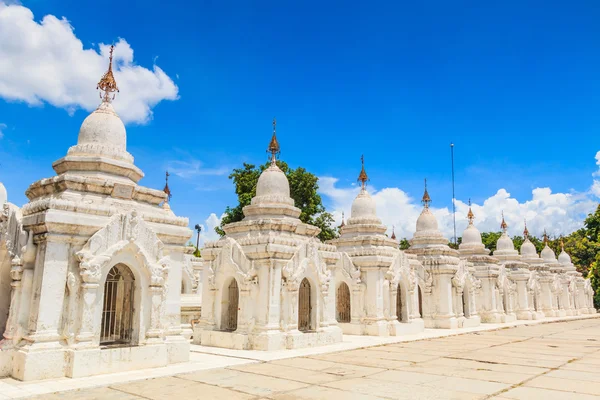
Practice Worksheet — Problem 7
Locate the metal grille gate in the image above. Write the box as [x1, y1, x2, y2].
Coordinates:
[224, 279, 239, 331]
[298, 278, 312, 332]
[336, 283, 351, 323]
[418, 286, 423, 317]
[101, 265, 135, 346]
[396, 284, 404, 322]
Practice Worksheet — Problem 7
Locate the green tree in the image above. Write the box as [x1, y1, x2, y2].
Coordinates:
[588, 260, 600, 309]
[216, 160, 338, 242]
[399, 238, 410, 250]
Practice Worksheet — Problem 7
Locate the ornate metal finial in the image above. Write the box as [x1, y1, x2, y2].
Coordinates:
[422, 178, 431, 208]
[467, 199, 474, 225]
[560, 238, 565, 251]
[500, 211, 508, 233]
[163, 171, 172, 202]
[357, 155, 369, 190]
[267, 117, 280, 164]
[391, 226, 396, 240]
[340, 211, 345, 228]
[97, 44, 119, 103]
[543, 230, 548, 245]
[523, 219, 529, 238]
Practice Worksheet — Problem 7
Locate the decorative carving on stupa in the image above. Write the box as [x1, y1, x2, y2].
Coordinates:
[357, 155, 368, 190]
[97, 45, 119, 103]
[422, 178, 431, 208]
[267, 118, 280, 164]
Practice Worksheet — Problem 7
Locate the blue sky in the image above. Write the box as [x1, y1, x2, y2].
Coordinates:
[1, 1, 599, 243]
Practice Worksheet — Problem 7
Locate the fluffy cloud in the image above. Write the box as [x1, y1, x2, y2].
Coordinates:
[0, 2, 178, 124]
[0, 123, 5, 139]
[320, 156, 600, 241]
[194, 213, 223, 247]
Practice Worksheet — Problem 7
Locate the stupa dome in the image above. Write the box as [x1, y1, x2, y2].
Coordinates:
[541, 245, 556, 262]
[256, 163, 290, 198]
[558, 249, 571, 265]
[521, 239, 537, 258]
[496, 233, 514, 251]
[416, 208, 438, 232]
[77, 102, 126, 151]
[0, 181, 6, 205]
[462, 224, 481, 245]
[351, 189, 377, 219]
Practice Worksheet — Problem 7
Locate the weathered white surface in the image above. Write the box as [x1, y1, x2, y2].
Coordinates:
[0, 99, 192, 381]
[197, 152, 342, 351]
[328, 181, 425, 337]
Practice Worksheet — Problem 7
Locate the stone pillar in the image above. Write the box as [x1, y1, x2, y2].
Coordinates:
[75, 282, 100, 347]
[265, 262, 282, 330]
[539, 275, 555, 317]
[363, 268, 387, 335]
[236, 287, 251, 334]
[350, 284, 363, 324]
[146, 286, 164, 343]
[25, 239, 70, 345]
[3, 256, 24, 344]
[513, 277, 532, 320]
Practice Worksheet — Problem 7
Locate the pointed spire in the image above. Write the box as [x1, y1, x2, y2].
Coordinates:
[422, 178, 431, 208]
[391, 226, 396, 240]
[543, 230, 549, 245]
[467, 199, 474, 225]
[357, 155, 369, 190]
[267, 117, 280, 165]
[340, 211, 346, 228]
[500, 211, 508, 233]
[523, 219, 529, 238]
[163, 171, 172, 202]
[97, 44, 119, 103]
[560, 238, 565, 251]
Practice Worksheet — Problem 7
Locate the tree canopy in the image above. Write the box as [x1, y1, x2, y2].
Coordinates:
[216, 161, 338, 242]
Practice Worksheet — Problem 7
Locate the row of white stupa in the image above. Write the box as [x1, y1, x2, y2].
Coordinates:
[0, 49, 596, 382]
[192, 138, 596, 351]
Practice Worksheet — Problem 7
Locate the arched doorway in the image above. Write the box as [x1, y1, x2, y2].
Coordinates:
[396, 283, 405, 322]
[101, 264, 135, 346]
[298, 278, 312, 332]
[221, 278, 239, 331]
[336, 282, 351, 323]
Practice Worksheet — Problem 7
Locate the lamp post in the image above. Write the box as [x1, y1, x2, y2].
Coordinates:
[194, 224, 202, 254]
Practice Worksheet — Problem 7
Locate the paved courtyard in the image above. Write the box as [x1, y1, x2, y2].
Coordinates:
[22, 318, 600, 399]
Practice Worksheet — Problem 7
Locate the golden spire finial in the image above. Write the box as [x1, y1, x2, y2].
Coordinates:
[267, 117, 280, 164]
[391, 226, 396, 240]
[97, 44, 119, 103]
[523, 219, 529, 238]
[467, 199, 474, 225]
[357, 154, 369, 190]
[163, 171, 172, 202]
[422, 178, 431, 208]
[340, 211, 345, 228]
[500, 211, 508, 233]
[543, 230, 549, 245]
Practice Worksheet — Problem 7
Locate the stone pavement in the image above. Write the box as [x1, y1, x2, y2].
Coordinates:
[16, 318, 600, 399]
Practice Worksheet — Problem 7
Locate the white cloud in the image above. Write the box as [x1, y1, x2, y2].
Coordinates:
[0, 2, 178, 124]
[193, 213, 223, 247]
[167, 159, 230, 179]
[320, 155, 600, 241]
[0, 123, 5, 139]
